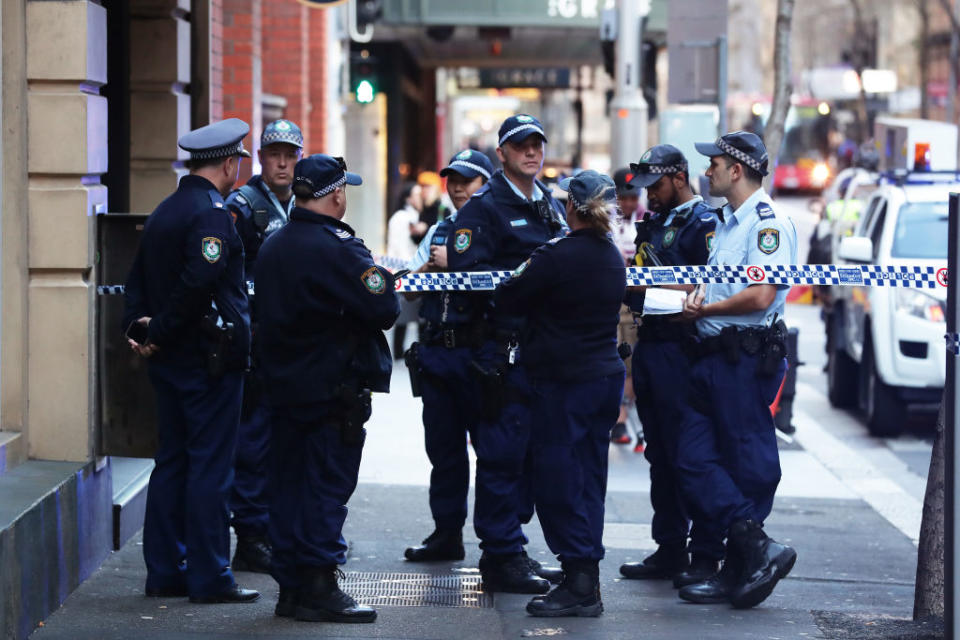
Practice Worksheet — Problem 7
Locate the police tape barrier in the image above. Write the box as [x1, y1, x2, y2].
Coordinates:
[96, 263, 948, 296]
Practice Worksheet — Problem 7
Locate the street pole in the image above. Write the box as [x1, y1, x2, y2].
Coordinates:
[950, 0, 959, 127]
[949, 192, 959, 640]
[610, 0, 649, 170]
[717, 35, 728, 135]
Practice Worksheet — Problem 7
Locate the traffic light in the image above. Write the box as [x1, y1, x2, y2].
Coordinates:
[350, 50, 379, 105]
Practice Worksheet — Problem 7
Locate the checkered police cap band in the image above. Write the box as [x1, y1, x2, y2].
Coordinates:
[635, 162, 688, 175]
[448, 160, 491, 180]
[716, 137, 766, 173]
[190, 141, 247, 160]
[262, 130, 302, 146]
[498, 124, 546, 146]
[295, 174, 346, 198]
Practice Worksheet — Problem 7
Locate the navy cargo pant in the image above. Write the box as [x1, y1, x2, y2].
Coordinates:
[676, 352, 786, 530]
[143, 362, 242, 598]
[530, 373, 623, 561]
[229, 391, 270, 539]
[418, 343, 476, 532]
[632, 339, 725, 561]
[471, 340, 535, 555]
[268, 410, 365, 591]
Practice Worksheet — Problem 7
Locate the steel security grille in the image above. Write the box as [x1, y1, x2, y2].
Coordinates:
[339, 571, 494, 608]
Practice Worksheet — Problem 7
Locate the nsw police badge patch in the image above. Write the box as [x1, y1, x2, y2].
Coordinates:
[758, 228, 780, 254]
[662, 228, 677, 247]
[361, 266, 385, 294]
[202, 237, 222, 263]
[705, 231, 716, 252]
[454, 229, 472, 253]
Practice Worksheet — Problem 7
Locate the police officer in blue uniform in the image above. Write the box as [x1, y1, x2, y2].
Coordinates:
[618, 145, 725, 587]
[123, 118, 259, 604]
[224, 119, 304, 573]
[255, 154, 400, 622]
[677, 132, 798, 608]
[403, 149, 494, 562]
[495, 170, 626, 617]
[445, 115, 567, 593]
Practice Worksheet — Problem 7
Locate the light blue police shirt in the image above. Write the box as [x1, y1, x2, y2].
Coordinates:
[503, 173, 544, 202]
[697, 187, 797, 337]
[408, 210, 460, 271]
[661, 194, 704, 227]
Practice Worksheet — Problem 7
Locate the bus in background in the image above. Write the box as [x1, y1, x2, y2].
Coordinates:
[772, 99, 836, 193]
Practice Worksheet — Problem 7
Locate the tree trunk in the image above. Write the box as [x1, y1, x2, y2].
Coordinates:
[762, 0, 795, 194]
[914, 395, 945, 619]
[919, 0, 931, 119]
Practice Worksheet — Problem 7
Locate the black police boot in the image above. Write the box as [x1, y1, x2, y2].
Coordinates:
[522, 551, 564, 585]
[677, 551, 741, 605]
[189, 583, 261, 604]
[526, 559, 603, 618]
[231, 535, 272, 574]
[275, 587, 299, 617]
[404, 529, 465, 562]
[480, 553, 551, 594]
[727, 519, 797, 609]
[619, 544, 688, 580]
[295, 566, 377, 623]
[673, 554, 722, 588]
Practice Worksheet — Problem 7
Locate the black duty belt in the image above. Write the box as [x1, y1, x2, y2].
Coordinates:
[636, 319, 692, 343]
[694, 326, 768, 360]
[423, 324, 486, 349]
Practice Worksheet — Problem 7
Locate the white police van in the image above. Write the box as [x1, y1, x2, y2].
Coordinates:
[825, 171, 954, 436]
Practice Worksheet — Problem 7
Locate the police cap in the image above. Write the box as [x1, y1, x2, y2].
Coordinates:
[629, 144, 689, 188]
[612, 167, 638, 196]
[261, 119, 304, 148]
[695, 131, 769, 176]
[557, 170, 616, 209]
[498, 114, 548, 147]
[439, 149, 494, 181]
[178, 118, 252, 160]
[294, 154, 362, 198]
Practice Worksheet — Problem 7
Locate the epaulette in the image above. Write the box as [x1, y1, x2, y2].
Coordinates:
[547, 236, 563, 245]
[756, 201, 775, 220]
[208, 188, 225, 209]
[325, 226, 353, 241]
[470, 183, 491, 199]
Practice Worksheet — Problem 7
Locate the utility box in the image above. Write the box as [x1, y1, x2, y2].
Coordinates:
[874, 117, 958, 172]
[97, 213, 157, 458]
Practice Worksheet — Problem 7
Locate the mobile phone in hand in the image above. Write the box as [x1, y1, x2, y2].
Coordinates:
[393, 268, 410, 279]
[125, 320, 149, 345]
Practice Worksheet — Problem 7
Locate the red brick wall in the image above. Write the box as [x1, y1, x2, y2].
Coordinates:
[308, 8, 328, 153]
[222, 0, 263, 182]
[262, 1, 311, 145]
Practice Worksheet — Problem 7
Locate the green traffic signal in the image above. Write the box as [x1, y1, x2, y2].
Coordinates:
[356, 79, 375, 104]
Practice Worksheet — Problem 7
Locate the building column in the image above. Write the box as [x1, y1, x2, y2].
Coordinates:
[262, 1, 310, 145]
[308, 7, 328, 153]
[24, 0, 108, 461]
[222, 0, 262, 181]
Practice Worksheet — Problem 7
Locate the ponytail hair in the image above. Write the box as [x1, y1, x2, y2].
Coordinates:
[570, 185, 616, 234]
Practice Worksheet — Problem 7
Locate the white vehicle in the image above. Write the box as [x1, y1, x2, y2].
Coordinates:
[824, 173, 953, 436]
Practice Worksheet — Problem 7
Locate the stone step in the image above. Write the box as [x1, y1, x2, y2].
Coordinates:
[0, 431, 26, 475]
[109, 457, 153, 550]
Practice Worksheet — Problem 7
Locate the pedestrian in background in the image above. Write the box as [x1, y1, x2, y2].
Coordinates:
[388, 182, 425, 359]
[255, 154, 400, 622]
[123, 118, 259, 604]
[495, 170, 626, 617]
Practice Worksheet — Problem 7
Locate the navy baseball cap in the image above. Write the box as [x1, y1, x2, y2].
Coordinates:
[557, 170, 616, 208]
[261, 119, 304, 148]
[695, 131, 769, 176]
[178, 118, 252, 160]
[612, 167, 638, 196]
[439, 149, 494, 181]
[498, 114, 548, 147]
[293, 154, 362, 197]
[629, 144, 688, 189]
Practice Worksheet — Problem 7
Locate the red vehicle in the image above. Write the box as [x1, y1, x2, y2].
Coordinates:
[773, 102, 834, 193]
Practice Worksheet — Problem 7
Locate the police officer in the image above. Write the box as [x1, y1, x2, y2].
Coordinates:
[494, 170, 626, 617]
[403, 149, 494, 562]
[255, 154, 400, 622]
[224, 118, 304, 574]
[123, 118, 259, 604]
[617, 145, 725, 588]
[677, 131, 798, 608]
[445, 114, 567, 593]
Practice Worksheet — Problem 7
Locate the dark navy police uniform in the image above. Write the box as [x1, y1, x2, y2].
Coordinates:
[123, 118, 253, 600]
[255, 154, 398, 621]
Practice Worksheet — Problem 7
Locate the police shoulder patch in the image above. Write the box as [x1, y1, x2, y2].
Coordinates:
[202, 236, 222, 263]
[705, 230, 716, 252]
[513, 259, 530, 277]
[454, 228, 472, 253]
[757, 227, 780, 254]
[361, 266, 386, 294]
[756, 202, 775, 220]
[662, 228, 677, 247]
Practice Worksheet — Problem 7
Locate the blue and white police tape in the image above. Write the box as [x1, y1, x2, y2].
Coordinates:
[95, 263, 948, 296]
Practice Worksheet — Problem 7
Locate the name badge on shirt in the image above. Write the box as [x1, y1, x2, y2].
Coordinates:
[510, 218, 528, 227]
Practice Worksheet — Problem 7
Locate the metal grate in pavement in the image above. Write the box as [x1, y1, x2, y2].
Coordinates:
[339, 571, 494, 608]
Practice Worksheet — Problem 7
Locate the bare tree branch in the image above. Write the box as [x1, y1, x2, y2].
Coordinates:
[763, 0, 795, 194]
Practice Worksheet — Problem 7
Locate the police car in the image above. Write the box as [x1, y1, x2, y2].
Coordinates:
[824, 172, 953, 436]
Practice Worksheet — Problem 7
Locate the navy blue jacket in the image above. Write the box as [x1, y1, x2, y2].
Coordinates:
[494, 229, 626, 381]
[445, 170, 566, 328]
[226, 174, 292, 275]
[123, 174, 251, 370]
[254, 207, 400, 413]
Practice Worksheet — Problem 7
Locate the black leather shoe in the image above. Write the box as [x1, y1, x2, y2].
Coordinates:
[673, 555, 722, 588]
[295, 567, 376, 623]
[189, 584, 261, 604]
[481, 553, 551, 594]
[523, 552, 564, 585]
[619, 544, 688, 580]
[232, 536, 272, 574]
[145, 585, 188, 597]
[728, 520, 797, 609]
[526, 560, 602, 618]
[404, 529, 465, 562]
[275, 587, 298, 617]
